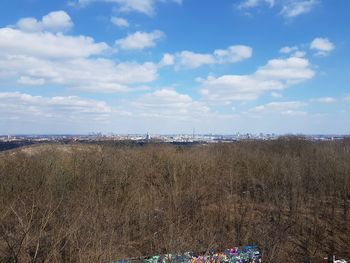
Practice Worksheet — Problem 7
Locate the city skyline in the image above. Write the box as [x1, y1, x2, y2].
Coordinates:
[0, 0, 349, 134]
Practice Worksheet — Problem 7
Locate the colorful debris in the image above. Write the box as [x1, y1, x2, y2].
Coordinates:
[115, 245, 261, 263]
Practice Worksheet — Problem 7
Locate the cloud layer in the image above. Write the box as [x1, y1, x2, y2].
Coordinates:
[0, 11, 160, 92]
[132, 89, 210, 119]
[16, 11, 73, 33]
[115, 30, 164, 50]
[161, 45, 252, 69]
[0, 92, 111, 122]
[199, 55, 315, 102]
[1, 4, 345, 135]
[237, 0, 319, 18]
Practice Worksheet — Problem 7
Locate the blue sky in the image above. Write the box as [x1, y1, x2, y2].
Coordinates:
[0, 0, 349, 134]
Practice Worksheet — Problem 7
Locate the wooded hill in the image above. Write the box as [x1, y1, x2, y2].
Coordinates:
[0, 139, 349, 262]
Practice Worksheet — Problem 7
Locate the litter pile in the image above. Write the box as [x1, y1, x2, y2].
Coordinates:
[115, 246, 261, 263]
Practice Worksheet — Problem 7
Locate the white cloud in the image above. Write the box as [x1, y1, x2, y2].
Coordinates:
[16, 18, 41, 32]
[16, 11, 73, 33]
[280, 0, 319, 18]
[237, 0, 275, 9]
[176, 51, 215, 69]
[18, 76, 46, 86]
[214, 45, 253, 63]
[0, 28, 109, 59]
[169, 45, 252, 69]
[111, 16, 129, 27]
[255, 56, 314, 81]
[41, 11, 73, 32]
[280, 46, 298, 54]
[0, 55, 158, 92]
[250, 101, 307, 112]
[0, 89, 235, 133]
[249, 101, 307, 116]
[311, 97, 336, 104]
[115, 30, 164, 50]
[71, 0, 182, 16]
[271, 91, 283, 98]
[132, 89, 210, 119]
[237, 0, 260, 9]
[293, 51, 306, 58]
[0, 92, 111, 121]
[200, 75, 274, 102]
[159, 53, 175, 67]
[0, 13, 159, 92]
[310, 37, 335, 56]
[237, 0, 318, 19]
[280, 110, 307, 116]
[199, 55, 315, 102]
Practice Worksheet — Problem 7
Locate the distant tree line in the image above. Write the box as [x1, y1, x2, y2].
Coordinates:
[0, 141, 37, 152]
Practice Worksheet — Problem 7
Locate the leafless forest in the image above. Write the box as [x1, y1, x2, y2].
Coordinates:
[0, 139, 349, 262]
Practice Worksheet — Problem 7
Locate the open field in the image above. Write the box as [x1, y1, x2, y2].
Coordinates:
[0, 139, 349, 262]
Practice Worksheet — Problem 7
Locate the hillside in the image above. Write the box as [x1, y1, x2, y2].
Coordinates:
[0, 140, 349, 262]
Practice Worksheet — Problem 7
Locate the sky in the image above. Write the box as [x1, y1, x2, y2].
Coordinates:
[0, 0, 349, 135]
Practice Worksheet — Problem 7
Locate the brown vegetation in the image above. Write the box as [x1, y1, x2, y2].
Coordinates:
[0, 139, 349, 262]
